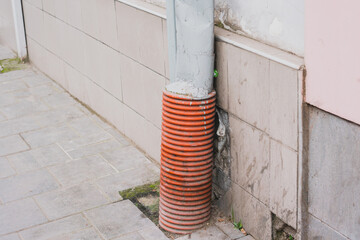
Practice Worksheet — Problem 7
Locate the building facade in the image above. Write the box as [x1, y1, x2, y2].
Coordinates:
[0, 0, 359, 239]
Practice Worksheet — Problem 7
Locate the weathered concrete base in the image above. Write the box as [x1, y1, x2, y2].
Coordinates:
[304, 105, 360, 240]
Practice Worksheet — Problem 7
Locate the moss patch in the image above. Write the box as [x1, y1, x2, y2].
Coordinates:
[0, 58, 27, 73]
[215, 21, 225, 29]
[119, 181, 160, 223]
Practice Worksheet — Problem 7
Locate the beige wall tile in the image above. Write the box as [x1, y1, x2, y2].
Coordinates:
[83, 35, 122, 102]
[96, 0, 118, 50]
[215, 41, 229, 111]
[123, 105, 147, 154]
[144, 120, 161, 163]
[229, 115, 270, 206]
[43, 13, 62, 56]
[25, 0, 42, 9]
[43, 0, 55, 15]
[162, 19, 169, 79]
[228, 46, 270, 132]
[83, 34, 100, 83]
[61, 25, 86, 74]
[27, 38, 46, 74]
[85, 78, 125, 133]
[27, 38, 66, 89]
[84, 35, 123, 100]
[116, 2, 166, 76]
[123, 105, 161, 163]
[67, 0, 83, 30]
[53, 0, 67, 22]
[269, 61, 298, 150]
[270, 140, 298, 228]
[98, 43, 122, 100]
[120, 54, 165, 128]
[23, 2, 44, 45]
[80, 0, 99, 39]
[64, 63, 87, 102]
[79, 0, 117, 49]
[231, 183, 272, 240]
[43, 50, 66, 88]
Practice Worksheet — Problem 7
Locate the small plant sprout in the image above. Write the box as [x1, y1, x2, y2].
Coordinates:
[231, 207, 243, 230]
[214, 69, 219, 78]
[234, 219, 243, 230]
[289, 235, 294, 240]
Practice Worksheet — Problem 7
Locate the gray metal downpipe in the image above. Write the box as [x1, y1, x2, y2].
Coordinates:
[166, 0, 215, 98]
[159, 0, 216, 234]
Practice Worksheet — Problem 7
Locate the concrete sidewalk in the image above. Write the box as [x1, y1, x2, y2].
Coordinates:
[0, 66, 165, 240]
[0, 57, 252, 239]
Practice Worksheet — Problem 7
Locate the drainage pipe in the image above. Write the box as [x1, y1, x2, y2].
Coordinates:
[159, 0, 215, 234]
[166, 0, 215, 99]
[11, 0, 27, 59]
[166, 0, 176, 84]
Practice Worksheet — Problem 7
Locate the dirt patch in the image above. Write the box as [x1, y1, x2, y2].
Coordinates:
[119, 181, 160, 223]
[119, 182, 235, 239]
[272, 215, 296, 240]
[119, 181, 183, 239]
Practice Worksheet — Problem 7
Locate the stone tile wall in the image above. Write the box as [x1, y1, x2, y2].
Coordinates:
[215, 36, 303, 239]
[23, 0, 167, 163]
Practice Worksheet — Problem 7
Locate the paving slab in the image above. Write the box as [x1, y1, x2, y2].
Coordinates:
[7, 144, 71, 173]
[41, 92, 77, 108]
[95, 165, 159, 201]
[239, 236, 255, 240]
[113, 232, 145, 240]
[215, 221, 246, 239]
[0, 92, 18, 107]
[84, 200, 155, 239]
[100, 145, 153, 171]
[21, 124, 79, 148]
[49, 155, 116, 186]
[0, 157, 16, 179]
[105, 128, 130, 146]
[0, 112, 6, 122]
[34, 105, 87, 127]
[34, 182, 109, 220]
[22, 75, 52, 88]
[0, 80, 27, 94]
[177, 226, 231, 240]
[67, 139, 126, 159]
[0, 99, 49, 119]
[0, 135, 29, 156]
[0, 45, 16, 60]
[0, 169, 59, 202]
[0, 198, 47, 235]
[0, 69, 35, 82]
[58, 131, 113, 152]
[0, 115, 42, 138]
[27, 83, 63, 98]
[50, 228, 102, 240]
[19, 215, 90, 240]
[0, 233, 21, 240]
[90, 114, 112, 130]
[67, 116, 107, 136]
[138, 226, 168, 240]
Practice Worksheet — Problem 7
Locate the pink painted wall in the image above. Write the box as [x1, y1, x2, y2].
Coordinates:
[305, 0, 360, 125]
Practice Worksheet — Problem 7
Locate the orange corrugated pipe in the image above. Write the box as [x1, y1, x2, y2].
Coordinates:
[159, 90, 216, 234]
